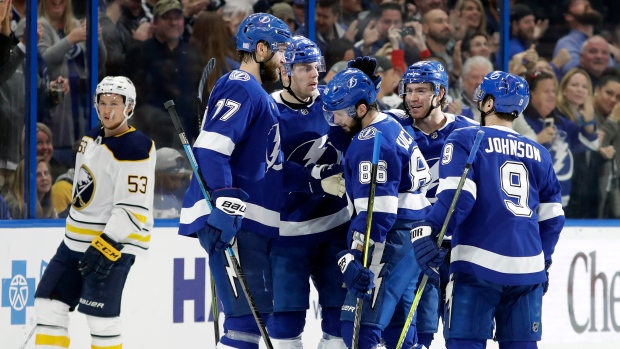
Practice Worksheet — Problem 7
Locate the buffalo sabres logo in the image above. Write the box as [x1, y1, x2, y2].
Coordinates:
[230, 71, 250, 81]
[72, 165, 96, 210]
[358, 126, 378, 140]
[347, 77, 357, 88]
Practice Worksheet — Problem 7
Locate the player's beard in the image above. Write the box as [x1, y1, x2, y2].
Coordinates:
[261, 57, 281, 83]
[573, 9, 603, 25]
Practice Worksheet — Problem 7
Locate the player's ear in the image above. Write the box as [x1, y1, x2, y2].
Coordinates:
[356, 103, 367, 116]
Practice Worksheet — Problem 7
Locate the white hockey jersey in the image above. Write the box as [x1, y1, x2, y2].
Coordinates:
[64, 127, 156, 255]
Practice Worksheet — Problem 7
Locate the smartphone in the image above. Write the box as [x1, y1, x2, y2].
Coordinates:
[544, 117, 554, 129]
[402, 26, 416, 37]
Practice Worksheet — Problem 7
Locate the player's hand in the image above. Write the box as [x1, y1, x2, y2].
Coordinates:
[79, 233, 124, 280]
[542, 260, 552, 295]
[197, 188, 249, 252]
[337, 249, 374, 300]
[306, 163, 346, 199]
[410, 222, 446, 281]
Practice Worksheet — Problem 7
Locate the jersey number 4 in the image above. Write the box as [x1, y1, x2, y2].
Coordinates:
[500, 161, 532, 217]
[212, 99, 241, 121]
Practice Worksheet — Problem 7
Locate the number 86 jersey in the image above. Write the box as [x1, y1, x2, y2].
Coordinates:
[344, 113, 431, 244]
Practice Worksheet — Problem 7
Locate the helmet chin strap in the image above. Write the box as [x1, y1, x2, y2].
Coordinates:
[281, 71, 312, 106]
[97, 109, 130, 132]
[477, 100, 495, 126]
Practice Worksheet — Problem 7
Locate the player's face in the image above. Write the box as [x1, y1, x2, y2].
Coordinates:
[97, 94, 128, 130]
[36, 130, 54, 163]
[563, 72, 589, 108]
[36, 161, 52, 195]
[594, 81, 620, 115]
[262, 44, 288, 83]
[404, 82, 438, 119]
[332, 109, 360, 134]
[291, 62, 320, 98]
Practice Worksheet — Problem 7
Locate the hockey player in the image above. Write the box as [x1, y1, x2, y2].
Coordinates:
[178, 13, 292, 349]
[397, 61, 478, 348]
[269, 36, 351, 349]
[33, 76, 156, 349]
[411, 71, 565, 349]
[323, 63, 432, 349]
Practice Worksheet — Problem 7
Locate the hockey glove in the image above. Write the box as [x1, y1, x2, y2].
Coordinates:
[543, 260, 552, 295]
[197, 188, 249, 252]
[410, 222, 447, 281]
[79, 233, 124, 280]
[347, 57, 382, 90]
[306, 163, 346, 199]
[337, 249, 375, 300]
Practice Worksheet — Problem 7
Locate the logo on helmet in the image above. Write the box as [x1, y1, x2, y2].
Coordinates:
[347, 77, 357, 89]
[259, 16, 271, 23]
[490, 72, 502, 80]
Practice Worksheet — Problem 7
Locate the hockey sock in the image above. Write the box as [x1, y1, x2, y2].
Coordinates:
[417, 332, 435, 348]
[321, 307, 343, 337]
[446, 338, 486, 349]
[341, 321, 381, 349]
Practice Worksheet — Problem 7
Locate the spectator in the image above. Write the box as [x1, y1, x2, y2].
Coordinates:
[292, 0, 305, 28]
[269, 2, 297, 33]
[116, 0, 151, 49]
[523, 70, 598, 207]
[460, 31, 490, 61]
[221, 0, 253, 39]
[592, 68, 620, 217]
[38, 0, 107, 168]
[320, 60, 348, 84]
[416, 9, 453, 70]
[353, 2, 403, 57]
[578, 35, 613, 87]
[5, 157, 57, 219]
[51, 167, 74, 218]
[371, 55, 400, 109]
[125, 0, 201, 147]
[10, 0, 25, 31]
[295, 0, 349, 55]
[323, 38, 354, 75]
[504, 4, 536, 64]
[341, 0, 363, 27]
[485, 0, 500, 35]
[451, 0, 486, 41]
[31, 123, 67, 182]
[154, 147, 186, 218]
[411, 0, 444, 21]
[0, 194, 10, 219]
[553, 0, 605, 78]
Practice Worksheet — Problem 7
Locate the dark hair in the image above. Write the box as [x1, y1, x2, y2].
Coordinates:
[324, 38, 354, 72]
[375, 3, 404, 20]
[317, 0, 340, 14]
[525, 70, 555, 92]
[461, 31, 488, 55]
[597, 67, 620, 89]
[510, 4, 534, 24]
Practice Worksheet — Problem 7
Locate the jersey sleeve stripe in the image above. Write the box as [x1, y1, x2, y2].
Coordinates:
[537, 202, 564, 222]
[451, 244, 545, 274]
[578, 132, 598, 151]
[280, 206, 352, 236]
[245, 202, 280, 228]
[398, 192, 431, 210]
[354, 196, 398, 214]
[180, 198, 212, 225]
[436, 176, 477, 200]
[130, 211, 148, 224]
[194, 131, 236, 156]
[66, 223, 101, 236]
[126, 233, 151, 242]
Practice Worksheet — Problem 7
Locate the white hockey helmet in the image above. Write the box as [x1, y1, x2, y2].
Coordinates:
[94, 76, 137, 120]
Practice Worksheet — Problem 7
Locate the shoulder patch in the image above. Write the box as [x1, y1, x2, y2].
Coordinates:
[230, 71, 250, 81]
[104, 130, 154, 161]
[358, 126, 378, 140]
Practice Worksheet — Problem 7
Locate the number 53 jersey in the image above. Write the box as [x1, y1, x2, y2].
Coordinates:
[65, 127, 156, 255]
[426, 125, 565, 286]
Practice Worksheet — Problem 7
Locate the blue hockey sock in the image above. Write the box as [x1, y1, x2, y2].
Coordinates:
[417, 332, 435, 347]
[341, 321, 381, 349]
[321, 307, 342, 337]
[268, 311, 306, 339]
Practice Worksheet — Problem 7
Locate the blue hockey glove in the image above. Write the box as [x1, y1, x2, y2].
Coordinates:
[79, 233, 124, 280]
[197, 188, 249, 252]
[306, 163, 346, 199]
[337, 249, 375, 300]
[347, 57, 382, 89]
[410, 223, 447, 281]
[543, 260, 552, 295]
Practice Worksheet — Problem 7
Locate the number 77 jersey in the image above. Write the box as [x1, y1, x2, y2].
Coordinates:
[425, 125, 565, 286]
[345, 113, 432, 243]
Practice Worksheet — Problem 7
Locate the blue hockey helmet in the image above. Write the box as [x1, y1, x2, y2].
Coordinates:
[398, 60, 449, 97]
[236, 13, 292, 53]
[473, 71, 530, 116]
[283, 36, 326, 74]
[323, 68, 379, 124]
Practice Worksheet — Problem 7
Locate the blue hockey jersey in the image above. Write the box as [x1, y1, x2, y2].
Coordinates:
[426, 126, 565, 285]
[272, 89, 351, 245]
[345, 113, 431, 243]
[179, 70, 283, 238]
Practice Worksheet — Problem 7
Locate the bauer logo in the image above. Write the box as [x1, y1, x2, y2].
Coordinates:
[1, 261, 35, 325]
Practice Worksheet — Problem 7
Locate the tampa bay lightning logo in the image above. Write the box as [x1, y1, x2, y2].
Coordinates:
[72, 165, 96, 210]
[266, 123, 283, 172]
[490, 71, 502, 80]
[347, 77, 357, 88]
[549, 139, 573, 182]
[230, 71, 250, 81]
[289, 134, 340, 167]
[358, 127, 378, 140]
[259, 15, 271, 23]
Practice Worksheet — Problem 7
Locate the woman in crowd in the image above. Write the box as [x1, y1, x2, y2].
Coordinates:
[523, 70, 598, 210]
[5, 156, 57, 219]
[452, 0, 486, 41]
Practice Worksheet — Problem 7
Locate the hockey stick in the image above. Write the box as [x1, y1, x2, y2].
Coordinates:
[18, 325, 36, 349]
[352, 131, 383, 349]
[164, 100, 274, 349]
[395, 129, 485, 349]
[197, 58, 217, 129]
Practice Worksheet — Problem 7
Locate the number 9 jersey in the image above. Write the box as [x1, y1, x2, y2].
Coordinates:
[345, 113, 431, 243]
[426, 125, 565, 286]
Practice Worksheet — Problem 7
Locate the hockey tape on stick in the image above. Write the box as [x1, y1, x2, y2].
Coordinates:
[197, 58, 217, 129]
[164, 100, 272, 349]
[396, 129, 485, 349]
[352, 131, 382, 349]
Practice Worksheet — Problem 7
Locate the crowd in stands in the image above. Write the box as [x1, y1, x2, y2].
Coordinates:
[2, 0, 620, 219]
